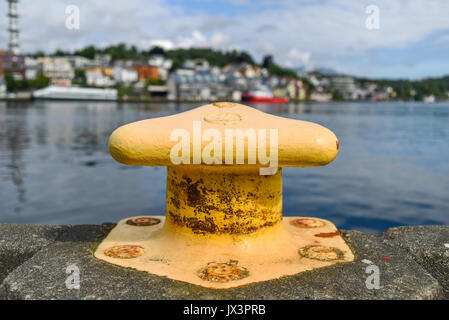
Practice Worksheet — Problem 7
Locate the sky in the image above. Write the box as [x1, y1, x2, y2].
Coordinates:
[1, 0, 449, 79]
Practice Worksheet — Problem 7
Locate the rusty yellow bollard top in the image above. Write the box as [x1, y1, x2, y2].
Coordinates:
[95, 102, 353, 289]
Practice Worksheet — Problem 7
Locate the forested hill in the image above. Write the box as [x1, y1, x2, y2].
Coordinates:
[358, 76, 449, 100]
[30, 43, 449, 99]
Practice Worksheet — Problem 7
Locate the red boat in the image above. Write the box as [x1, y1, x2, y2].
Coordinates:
[242, 86, 289, 104]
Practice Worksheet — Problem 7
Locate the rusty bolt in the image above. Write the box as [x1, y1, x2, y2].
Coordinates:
[314, 231, 341, 238]
[126, 216, 161, 226]
[290, 218, 326, 228]
[298, 245, 344, 261]
[198, 261, 249, 282]
[104, 245, 145, 259]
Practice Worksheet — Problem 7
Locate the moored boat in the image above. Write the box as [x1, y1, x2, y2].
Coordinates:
[32, 86, 118, 101]
[242, 85, 288, 104]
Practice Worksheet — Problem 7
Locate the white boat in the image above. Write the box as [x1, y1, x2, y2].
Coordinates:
[32, 86, 118, 101]
[242, 85, 288, 103]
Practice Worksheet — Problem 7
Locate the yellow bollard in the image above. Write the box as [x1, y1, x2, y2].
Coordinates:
[95, 102, 354, 289]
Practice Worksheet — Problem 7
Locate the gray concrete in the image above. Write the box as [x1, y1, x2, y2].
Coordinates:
[0, 224, 67, 283]
[383, 225, 449, 299]
[0, 224, 447, 300]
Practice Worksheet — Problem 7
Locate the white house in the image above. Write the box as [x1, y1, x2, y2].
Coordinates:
[65, 56, 95, 69]
[24, 57, 38, 80]
[148, 54, 173, 80]
[36, 57, 75, 86]
[93, 54, 112, 67]
[86, 71, 115, 87]
[113, 67, 138, 84]
[183, 59, 209, 72]
[0, 75, 6, 98]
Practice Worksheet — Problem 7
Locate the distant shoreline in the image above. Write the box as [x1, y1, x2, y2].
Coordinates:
[1, 97, 449, 104]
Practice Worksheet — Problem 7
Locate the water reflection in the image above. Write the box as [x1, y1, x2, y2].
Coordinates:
[0, 103, 29, 213]
[0, 100, 448, 233]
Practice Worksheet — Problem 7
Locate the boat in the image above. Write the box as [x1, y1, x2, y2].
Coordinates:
[32, 86, 118, 101]
[242, 85, 288, 104]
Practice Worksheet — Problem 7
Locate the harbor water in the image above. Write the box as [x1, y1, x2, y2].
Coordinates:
[0, 100, 448, 234]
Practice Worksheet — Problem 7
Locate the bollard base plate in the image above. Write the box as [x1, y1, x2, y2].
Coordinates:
[94, 216, 354, 289]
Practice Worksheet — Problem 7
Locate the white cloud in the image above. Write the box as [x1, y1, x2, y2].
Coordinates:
[2, 0, 449, 77]
[178, 30, 208, 48]
[150, 39, 175, 50]
[177, 30, 231, 49]
[210, 32, 231, 48]
[288, 48, 311, 66]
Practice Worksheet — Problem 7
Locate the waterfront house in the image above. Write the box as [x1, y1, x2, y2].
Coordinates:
[133, 65, 159, 82]
[330, 76, 357, 100]
[113, 66, 138, 84]
[0, 75, 6, 98]
[167, 70, 234, 101]
[183, 59, 210, 72]
[93, 54, 112, 68]
[36, 57, 74, 86]
[287, 79, 306, 100]
[24, 57, 38, 80]
[85, 67, 115, 87]
[309, 91, 332, 102]
[0, 50, 25, 79]
[148, 54, 172, 81]
[65, 56, 96, 70]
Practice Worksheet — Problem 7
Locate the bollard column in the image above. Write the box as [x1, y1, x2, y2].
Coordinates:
[165, 165, 282, 236]
[95, 102, 354, 289]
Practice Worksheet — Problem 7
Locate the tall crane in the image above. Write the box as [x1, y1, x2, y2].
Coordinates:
[7, 0, 19, 54]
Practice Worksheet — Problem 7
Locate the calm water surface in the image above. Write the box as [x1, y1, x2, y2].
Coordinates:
[0, 100, 448, 233]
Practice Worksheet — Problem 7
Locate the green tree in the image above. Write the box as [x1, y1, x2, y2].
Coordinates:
[33, 73, 50, 89]
[262, 55, 273, 69]
[75, 45, 97, 59]
[4, 73, 17, 92]
[146, 77, 165, 86]
[331, 90, 344, 101]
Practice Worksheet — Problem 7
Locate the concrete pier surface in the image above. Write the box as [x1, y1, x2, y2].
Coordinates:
[0, 223, 448, 300]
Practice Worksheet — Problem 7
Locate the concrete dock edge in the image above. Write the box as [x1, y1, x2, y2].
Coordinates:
[0, 223, 447, 300]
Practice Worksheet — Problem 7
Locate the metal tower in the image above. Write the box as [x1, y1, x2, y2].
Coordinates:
[7, 0, 19, 54]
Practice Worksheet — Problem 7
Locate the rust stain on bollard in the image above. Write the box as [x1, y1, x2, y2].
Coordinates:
[315, 231, 341, 238]
[104, 245, 145, 259]
[198, 261, 249, 282]
[94, 102, 354, 289]
[126, 217, 161, 226]
[290, 218, 326, 228]
[298, 245, 345, 261]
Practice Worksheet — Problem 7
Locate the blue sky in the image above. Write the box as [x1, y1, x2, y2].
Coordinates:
[1, 0, 449, 79]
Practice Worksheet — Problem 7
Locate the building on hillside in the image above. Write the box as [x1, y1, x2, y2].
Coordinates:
[147, 84, 169, 98]
[330, 77, 357, 99]
[93, 54, 112, 67]
[84, 67, 113, 78]
[133, 65, 159, 82]
[148, 54, 172, 81]
[424, 95, 436, 103]
[287, 79, 306, 100]
[65, 56, 95, 69]
[36, 57, 74, 86]
[173, 68, 195, 76]
[24, 57, 38, 80]
[222, 65, 249, 91]
[0, 75, 6, 98]
[183, 59, 210, 72]
[0, 50, 25, 79]
[113, 59, 135, 68]
[113, 66, 138, 84]
[309, 92, 332, 102]
[167, 71, 234, 101]
[349, 88, 368, 100]
[85, 68, 115, 87]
